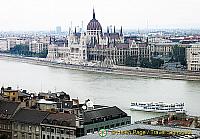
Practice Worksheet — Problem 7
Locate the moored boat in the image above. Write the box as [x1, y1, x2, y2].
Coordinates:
[130, 102, 185, 113]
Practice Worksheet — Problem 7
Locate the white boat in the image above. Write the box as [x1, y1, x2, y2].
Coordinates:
[130, 102, 185, 113]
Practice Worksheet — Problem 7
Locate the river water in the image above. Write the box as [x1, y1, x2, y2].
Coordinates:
[0, 59, 200, 122]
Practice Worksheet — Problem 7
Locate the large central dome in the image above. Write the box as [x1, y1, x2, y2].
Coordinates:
[87, 9, 102, 31]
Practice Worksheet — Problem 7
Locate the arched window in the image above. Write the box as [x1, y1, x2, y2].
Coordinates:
[52, 120, 57, 125]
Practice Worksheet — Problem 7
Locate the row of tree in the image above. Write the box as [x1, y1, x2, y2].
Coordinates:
[171, 45, 186, 66]
[10, 45, 48, 58]
[125, 56, 164, 69]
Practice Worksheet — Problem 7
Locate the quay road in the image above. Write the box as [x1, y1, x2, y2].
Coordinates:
[1, 54, 200, 81]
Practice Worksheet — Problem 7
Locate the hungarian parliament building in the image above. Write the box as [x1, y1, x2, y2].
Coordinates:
[47, 9, 171, 67]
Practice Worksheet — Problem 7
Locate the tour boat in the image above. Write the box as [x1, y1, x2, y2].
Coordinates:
[130, 102, 185, 113]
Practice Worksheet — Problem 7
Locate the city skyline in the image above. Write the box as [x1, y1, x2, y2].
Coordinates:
[0, 0, 200, 31]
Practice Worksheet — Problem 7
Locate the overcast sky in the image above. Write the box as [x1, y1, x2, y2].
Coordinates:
[0, 0, 200, 31]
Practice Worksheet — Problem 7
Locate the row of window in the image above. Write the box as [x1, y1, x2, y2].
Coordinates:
[86, 121, 131, 133]
[0, 124, 10, 130]
[190, 66, 200, 71]
[13, 132, 39, 139]
[14, 124, 39, 132]
[42, 127, 74, 135]
[42, 135, 72, 139]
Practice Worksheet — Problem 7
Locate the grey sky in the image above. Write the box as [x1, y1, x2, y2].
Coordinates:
[0, 0, 200, 31]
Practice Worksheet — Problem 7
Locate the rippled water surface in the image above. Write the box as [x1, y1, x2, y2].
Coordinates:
[1, 59, 200, 122]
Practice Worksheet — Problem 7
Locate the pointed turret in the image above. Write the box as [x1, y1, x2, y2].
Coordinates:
[1, 86, 4, 94]
[50, 36, 52, 44]
[107, 26, 109, 34]
[68, 27, 71, 35]
[75, 27, 77, 34]
[120, 26, 123, 36]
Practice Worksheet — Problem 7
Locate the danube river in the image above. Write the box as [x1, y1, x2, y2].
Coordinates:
[1, 59, 200, 122]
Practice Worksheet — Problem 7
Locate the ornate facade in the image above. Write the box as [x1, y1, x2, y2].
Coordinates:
[47, 9, 151, 67]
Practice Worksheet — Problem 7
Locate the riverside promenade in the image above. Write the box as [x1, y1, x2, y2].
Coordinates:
[1, 54, 200, 81]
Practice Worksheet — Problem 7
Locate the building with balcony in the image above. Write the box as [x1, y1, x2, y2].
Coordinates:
[186, 44, 200, 71]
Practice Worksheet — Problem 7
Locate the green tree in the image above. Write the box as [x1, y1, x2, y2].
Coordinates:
[140, 58, 151, 68]
[139, 58, 164, 69]
[124, 56, 137, 67]
[172, 45, 186, 66]
[10, 44, 29, 56]
[9, 45, 48, 58]
[151, 58, 164, 69]
[38, 50, 48, 58]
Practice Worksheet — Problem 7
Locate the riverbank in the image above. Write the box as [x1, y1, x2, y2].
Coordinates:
[1, 54, 200, 81]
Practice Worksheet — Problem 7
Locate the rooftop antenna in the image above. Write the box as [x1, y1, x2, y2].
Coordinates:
[81, 21, 83, 32]
[40, 81, 43, 93]
[110, 25, 112, 33]
[70, 21, 73, 33]
[147, 19, 149, 35]
[54, 86, 57, 93]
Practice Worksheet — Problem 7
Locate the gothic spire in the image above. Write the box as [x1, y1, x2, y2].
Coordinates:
[93, 8, 95, 19]
[75, 27, 76, 34]
[107, 26, 109, 33]
[50, 36, 52, 44]
[120, 26, 123, 36]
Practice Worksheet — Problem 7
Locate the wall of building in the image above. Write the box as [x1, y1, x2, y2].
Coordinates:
[12, 122, 40, 139]
[83, 116, 131, 135]
[186, 44, 200, 71]
[41, 124, 76, 139]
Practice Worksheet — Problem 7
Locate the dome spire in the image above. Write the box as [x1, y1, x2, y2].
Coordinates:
[93, 8, 95, 19]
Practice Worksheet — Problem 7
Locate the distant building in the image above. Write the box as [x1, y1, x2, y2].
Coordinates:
[29, 36, 50, 53]
[47, 32, 88, 64]
[0, 38, 8, 51]
[186, 44, 200, 71]
[56, 26, 62, 34]
[150, 42, 176, 58]
[7, 37, 27, 50]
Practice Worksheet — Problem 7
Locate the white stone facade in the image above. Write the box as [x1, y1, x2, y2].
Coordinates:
[186, 44, 200, 71]
[29, 41, 48, 53]
[0, 38, 8, 51]
[47, 33, 88, 65]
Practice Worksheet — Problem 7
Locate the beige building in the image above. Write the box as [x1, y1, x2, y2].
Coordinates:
[186, 44, 200, 71]
[29, 41, 48, 53]
[29, 36, 50, 53]
[0, 38, 8, 51]
[150, 42, 176, 58]
[7, 37, 27, 50]
[0, 37, 27, 51]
